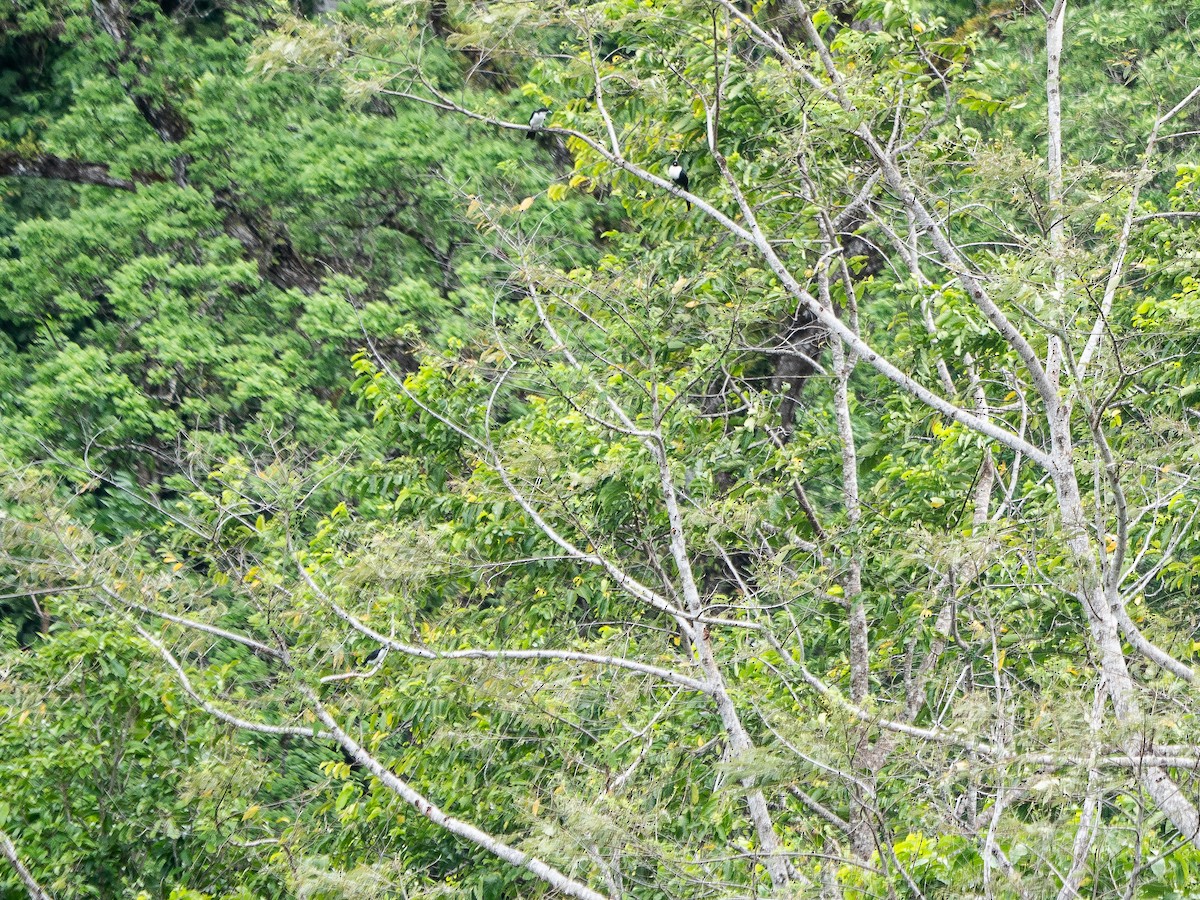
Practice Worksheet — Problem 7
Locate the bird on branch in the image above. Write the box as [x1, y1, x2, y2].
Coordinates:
[527, 107, 549, 139]
[668, 156, 690, 210]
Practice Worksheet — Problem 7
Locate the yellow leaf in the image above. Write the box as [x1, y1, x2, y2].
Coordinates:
[242, 804, 260, 821]
[1105, 534, 1118, 553]
[172, 562, 184, 573]
[519, 196, 536, 212]
[531, 797, 541, 816]
[547, 183, 569, 202]
[929, 496, 945, 509]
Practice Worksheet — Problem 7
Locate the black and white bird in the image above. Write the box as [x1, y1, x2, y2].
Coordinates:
[527, 107, 549, 139]
[364, 645, 389, 666]
[667, 156, 690, 210]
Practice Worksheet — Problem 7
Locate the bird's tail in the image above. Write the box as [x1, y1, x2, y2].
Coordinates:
[686, 200, 692, 211]
[526, 131, 537, 140]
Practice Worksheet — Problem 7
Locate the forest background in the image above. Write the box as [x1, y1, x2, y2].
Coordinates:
[3, 0, 1200, 897]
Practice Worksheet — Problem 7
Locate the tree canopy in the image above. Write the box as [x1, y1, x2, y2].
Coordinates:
[4, 0, 1200, 897]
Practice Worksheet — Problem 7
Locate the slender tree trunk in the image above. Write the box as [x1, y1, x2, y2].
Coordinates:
[829, 311, 875, 863]
[650, 441, 799, 889]
[1049, 417, 1200, 845]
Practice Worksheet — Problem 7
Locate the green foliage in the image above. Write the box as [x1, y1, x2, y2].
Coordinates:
[0, 0, 605, 528]
[0, 624, 281, 898]
[6, 0, 1200, 897]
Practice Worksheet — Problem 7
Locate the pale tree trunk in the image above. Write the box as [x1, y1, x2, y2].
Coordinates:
[817, 245, 875, 863]
[1044, 0, 1067, 387]
[831, 343, 867, 707]
[1041, 0, 1200, 844]
[648, 435, 800, 890]
[1049, 421, 1200, 845]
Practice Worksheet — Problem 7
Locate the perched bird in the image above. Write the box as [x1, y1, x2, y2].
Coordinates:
[364, 645, 389, 666]
[527, 107, 549, 139]
[668, 156, 690, 209]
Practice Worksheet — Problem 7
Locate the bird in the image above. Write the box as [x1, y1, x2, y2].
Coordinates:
[364, 645, 389, 666]
[668, 156, 690, 209]
[527, 107, 549, 139]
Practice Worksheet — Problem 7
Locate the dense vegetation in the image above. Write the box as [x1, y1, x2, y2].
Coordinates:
[3, 0, 1200, 897]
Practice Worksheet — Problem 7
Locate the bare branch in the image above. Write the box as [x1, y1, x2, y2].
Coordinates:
[0, 831, 52, 900]
[301, 686, 615, 900]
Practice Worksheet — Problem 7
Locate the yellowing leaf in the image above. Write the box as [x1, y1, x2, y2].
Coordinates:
[519, 196, 536, 212]
[242, 804, 260, 821]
